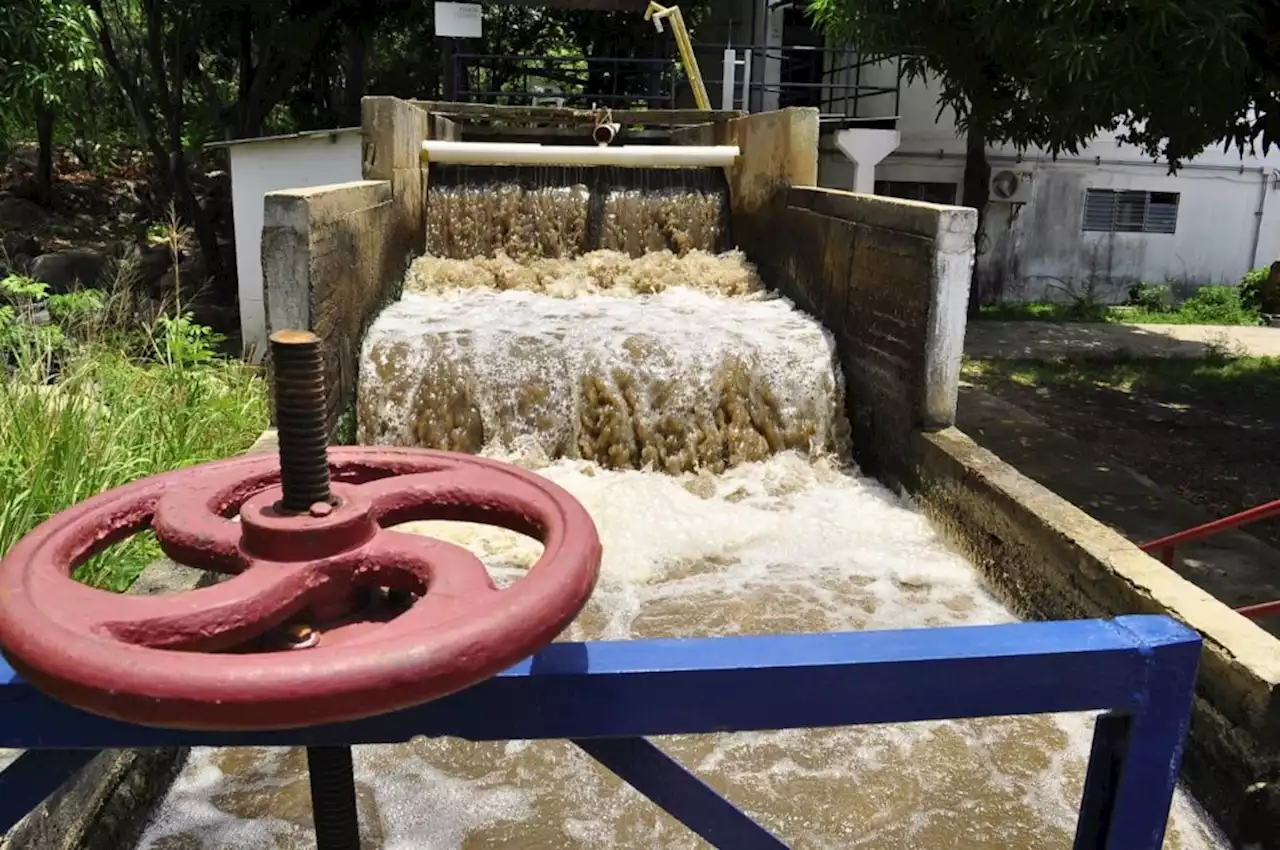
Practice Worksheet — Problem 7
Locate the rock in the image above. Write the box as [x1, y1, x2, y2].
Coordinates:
[2, 233, 40, 260]
[156, 257, 206, 300]
[30, 249, 111, 293]
[0, 196, 47, 228]
[135, 243, 174, 295]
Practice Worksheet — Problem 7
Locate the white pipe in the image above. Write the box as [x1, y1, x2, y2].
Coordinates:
[722, 48, 737, 111]
[421, 140, 740, 168]
[591, 121, 620, 145]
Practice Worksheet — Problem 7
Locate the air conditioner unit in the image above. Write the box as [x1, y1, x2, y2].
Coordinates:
[989, 168, 1033, 204]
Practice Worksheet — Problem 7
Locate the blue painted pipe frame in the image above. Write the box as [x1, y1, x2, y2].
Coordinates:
[0, 615, 1201, 849]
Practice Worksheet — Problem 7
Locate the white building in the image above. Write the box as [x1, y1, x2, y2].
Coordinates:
[818, 70, 1280, 303]
[691, 0, 1280, 302]
[697, 0, 1280, 303]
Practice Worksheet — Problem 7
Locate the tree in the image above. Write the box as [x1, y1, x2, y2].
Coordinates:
[808, 0, 1271, 306]
[0, 0, 103, 206]
[84, 0, 359, 295]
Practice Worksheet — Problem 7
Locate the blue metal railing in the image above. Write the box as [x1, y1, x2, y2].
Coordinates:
[0, 615, 1202, 848]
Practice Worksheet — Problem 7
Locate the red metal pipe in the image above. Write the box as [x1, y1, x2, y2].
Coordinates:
[1139, 498, 1280, 620]
[1234, 598, 1280, 620]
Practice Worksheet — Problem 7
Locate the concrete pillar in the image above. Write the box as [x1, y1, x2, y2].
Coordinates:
[834, 128, 901, 194]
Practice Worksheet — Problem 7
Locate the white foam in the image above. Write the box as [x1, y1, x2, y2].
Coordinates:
[139, 454, 1227, 849]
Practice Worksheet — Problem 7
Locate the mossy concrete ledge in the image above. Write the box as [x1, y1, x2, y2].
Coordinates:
[1, 429, 279, 850]
[912, 426, 1280, 849]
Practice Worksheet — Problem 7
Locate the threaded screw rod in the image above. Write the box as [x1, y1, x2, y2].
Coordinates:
[269, 330, 332, 513]
[269, 330, 358, 850]
[306, 746, 362, 850]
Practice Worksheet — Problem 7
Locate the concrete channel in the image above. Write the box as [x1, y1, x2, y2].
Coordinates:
[4, 99, 1278, 848]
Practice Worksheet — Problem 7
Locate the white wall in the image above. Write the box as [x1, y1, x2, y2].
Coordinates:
[229, 131, 363, 359]
[821, 63, 1280, 301]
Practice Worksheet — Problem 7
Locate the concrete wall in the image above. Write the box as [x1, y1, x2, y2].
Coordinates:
[696, 107, 975, 486]
[261, 98, 457, 434]
[226, 131, 362, 360]
[913, 428, 1280, 848]
[816, 64, 1280, 300]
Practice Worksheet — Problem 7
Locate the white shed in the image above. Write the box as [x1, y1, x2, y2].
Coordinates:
[207, 127, 363, 360]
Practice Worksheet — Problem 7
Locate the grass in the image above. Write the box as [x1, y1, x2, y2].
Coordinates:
[962, 353, 1280, 398]
[0, 326, 268, 591]
[976, 284, 1264, 327]
[0, 223, 269, 591]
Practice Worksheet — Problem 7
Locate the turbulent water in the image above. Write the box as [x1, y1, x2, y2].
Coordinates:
[358, 286, 844, 474]
[140, 453, 1225, 850]
[425, 167, 730, 260]
[140, 195, 1228, 848]
[405, 248, 764, 299]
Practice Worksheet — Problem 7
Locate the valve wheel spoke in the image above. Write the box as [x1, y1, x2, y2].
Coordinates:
[85, 559, 319, 651]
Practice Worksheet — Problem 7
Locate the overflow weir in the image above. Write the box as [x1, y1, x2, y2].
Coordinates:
[4, 99, 1279, 849]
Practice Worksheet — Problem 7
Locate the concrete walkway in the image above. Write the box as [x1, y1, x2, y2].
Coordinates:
[964, 321, 1280, 360]
[957, 386, 1280, 635]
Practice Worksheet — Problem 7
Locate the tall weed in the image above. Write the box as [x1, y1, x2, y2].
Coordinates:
[0, 243, 267, 590]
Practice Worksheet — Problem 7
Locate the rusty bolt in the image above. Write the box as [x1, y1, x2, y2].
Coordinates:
[286, 624, 319, 649]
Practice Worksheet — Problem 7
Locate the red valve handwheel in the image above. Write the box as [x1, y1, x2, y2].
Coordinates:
[0, 447, 601, 731]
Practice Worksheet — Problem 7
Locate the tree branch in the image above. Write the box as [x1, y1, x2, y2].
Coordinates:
[85, 0, 169, 173]
[240, 4, 343, 132]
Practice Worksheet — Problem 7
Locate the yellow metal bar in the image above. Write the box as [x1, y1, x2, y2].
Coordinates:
[644, 2, 711, 111]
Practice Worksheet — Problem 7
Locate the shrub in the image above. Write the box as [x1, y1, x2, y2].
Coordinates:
[1126, 282, 1170, 311]
[1177, 285, 1261, 326]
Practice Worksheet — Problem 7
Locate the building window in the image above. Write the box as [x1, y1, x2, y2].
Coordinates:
[875, 180, 958, 205]
[1082, 189, 1179, 234]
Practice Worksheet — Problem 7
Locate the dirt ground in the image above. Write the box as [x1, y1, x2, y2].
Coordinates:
[962, 353, 1280, 550]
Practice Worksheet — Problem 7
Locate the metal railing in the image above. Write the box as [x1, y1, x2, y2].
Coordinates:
[450, 52, 680, 109]
[444, 45, 902, 124]
[707, 44, 901, 122]
[1140, 498, 1280, 619]
[2, 615, 1201, 847]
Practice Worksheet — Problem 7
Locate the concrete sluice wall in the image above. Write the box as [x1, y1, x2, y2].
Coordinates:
[19, 99, 1272, 848]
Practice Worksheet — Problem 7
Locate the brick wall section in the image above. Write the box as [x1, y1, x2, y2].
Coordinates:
[914, 427, 1280, 847]
[767, 189, 974, 485]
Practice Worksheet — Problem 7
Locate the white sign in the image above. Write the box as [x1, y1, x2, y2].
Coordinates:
[435, 2, 482, 38]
